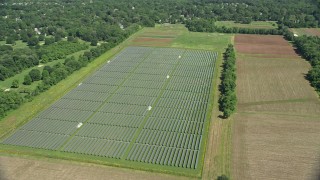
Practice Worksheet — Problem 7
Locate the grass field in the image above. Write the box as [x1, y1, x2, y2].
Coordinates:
[233, 34, 320, 180]
[0, 40, 29, 49]
[0, 24, 233, 179]
[290, 28, 320, 37]
[215, 21, 278, 29]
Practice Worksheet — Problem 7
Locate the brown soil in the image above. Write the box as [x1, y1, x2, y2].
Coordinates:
[241, 54, 302, 59]
[235, 44, 297, 56]
[235, 35, 289, 46]
[236, 58, 316, 104]
[0, 156, 191, 180]
[233, 113, 320, 180]
[304, 28, 320, 36]
[235, 35, 299, 57]
[233, 34, 320, 180]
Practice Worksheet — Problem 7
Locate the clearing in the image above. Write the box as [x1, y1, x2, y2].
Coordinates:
[215, 21, 278, 29]
[233, 34, 320, 180]
[290, 28, 320, 37]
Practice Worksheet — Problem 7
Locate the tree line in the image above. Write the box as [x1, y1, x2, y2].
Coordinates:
[37, 41, 89, 63]
[219, 44, 237, 118]
[0, 29, 138, 119]
[282, 28, 320, 94]
[0, 41, 88, 81]
[293, 36, 320, 93]
[185, 19, 283, 35]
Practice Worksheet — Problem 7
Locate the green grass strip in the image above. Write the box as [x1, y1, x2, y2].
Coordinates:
[240, 98, 319, 106]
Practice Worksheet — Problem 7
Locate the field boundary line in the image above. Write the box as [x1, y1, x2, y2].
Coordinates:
[238, 98, 319, 106]
[237, 111, 320, 119]
[57, 48, 155, 151]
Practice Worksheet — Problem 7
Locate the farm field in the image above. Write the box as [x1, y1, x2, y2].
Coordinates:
[215, 21, 278, 29]
[0, 156, 190, 180]
[129, 24, 183, 47]
[290, 28, 320, 37]
[1, 46, 218, 176]
[233, 34, 320, 180]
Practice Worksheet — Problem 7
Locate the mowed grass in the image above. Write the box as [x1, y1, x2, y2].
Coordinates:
[215, 21, 278, 29]
[0, 40, 29, 49]
[233, 34, 320, 180]
[0, 24, 233, 178]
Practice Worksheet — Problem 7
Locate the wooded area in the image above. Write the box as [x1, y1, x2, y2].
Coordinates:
[0, 0, 319, 118]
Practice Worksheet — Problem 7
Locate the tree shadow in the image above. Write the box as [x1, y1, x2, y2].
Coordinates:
[218, 115, 227, 119]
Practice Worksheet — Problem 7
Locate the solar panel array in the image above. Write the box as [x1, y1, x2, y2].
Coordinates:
[2, 46, 217, 169]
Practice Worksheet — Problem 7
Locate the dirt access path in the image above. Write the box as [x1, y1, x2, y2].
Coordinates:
[233, 34, 320, 180]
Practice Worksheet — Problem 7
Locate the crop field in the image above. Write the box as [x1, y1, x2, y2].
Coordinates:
[2, 46, 218, 174]
[233, 34, 320, 180]
[290, 28, 320, 37]
[130, 24, 182, 47]
[215, 21, 278, 29]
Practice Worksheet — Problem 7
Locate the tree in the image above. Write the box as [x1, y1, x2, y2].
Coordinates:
[43, 66, 53, 74]
[6, 37, 15, 45]
[42, 70, 49, 80]
[67, 36, 75, 42]
[90, 38, 98, 46]
[219, 92, 237, 118]
[23, 74, 32, 85]
[217, 175, 229, 180]
[45, 37, 55, 45]
[11, 79, 19, 88]
[27, 36, 39, 46]
[38, 34, 45, 41]
[219, 44, 237, 118]
[29, 69, 41, 81]
[54, 34, 62, 42]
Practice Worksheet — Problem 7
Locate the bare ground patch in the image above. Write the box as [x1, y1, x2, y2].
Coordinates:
[233, 34, 320, 180]
[236, 58, 316, 104]
[233, 113, 320, 180]
[0, 156, 191, 180]
[235, 44, 297, 56]
[304, 28, 320, 36]
[238, 99, 320, 116]
[235, 35, 289, 46]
